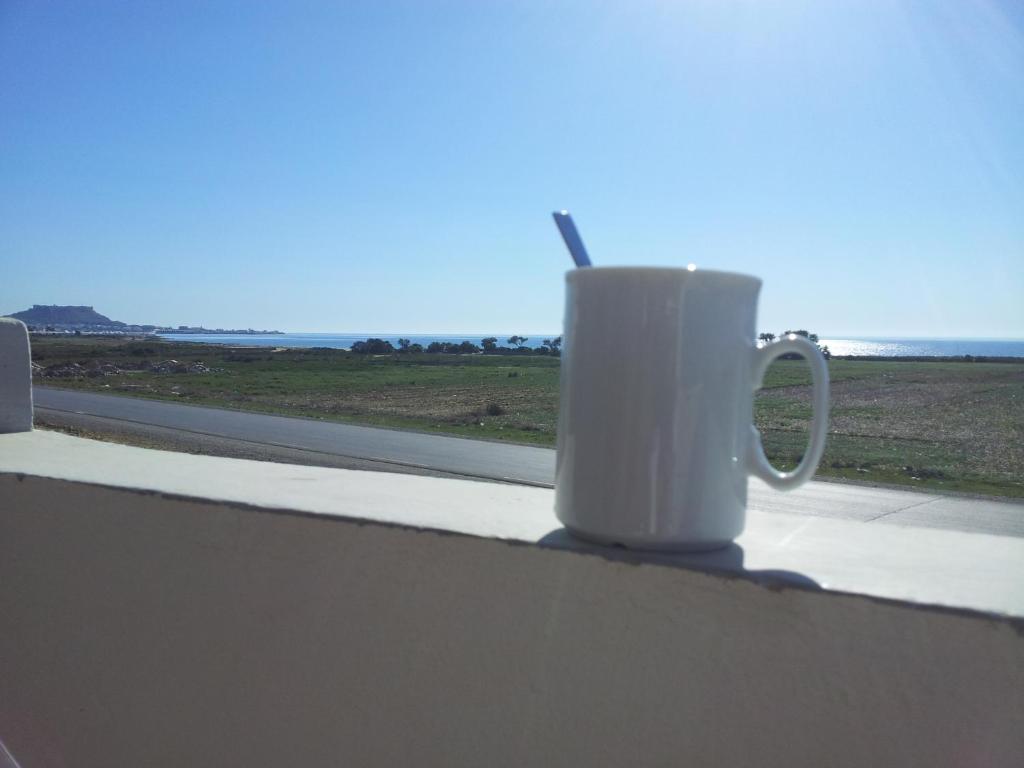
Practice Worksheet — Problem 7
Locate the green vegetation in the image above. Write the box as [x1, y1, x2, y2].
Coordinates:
[31, 336, 1024, 498]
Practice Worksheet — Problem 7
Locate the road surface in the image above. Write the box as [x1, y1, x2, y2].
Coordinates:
[33, 386, 1024, 538]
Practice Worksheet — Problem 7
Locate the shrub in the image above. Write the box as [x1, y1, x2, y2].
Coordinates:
[351, 338, 395, 354]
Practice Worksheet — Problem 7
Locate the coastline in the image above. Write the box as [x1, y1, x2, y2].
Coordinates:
[28, 332, 1024, 360]
[830, 355, 1024, 363]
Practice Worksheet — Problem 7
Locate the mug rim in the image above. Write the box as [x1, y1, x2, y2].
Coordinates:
[566, 265, 762, 288]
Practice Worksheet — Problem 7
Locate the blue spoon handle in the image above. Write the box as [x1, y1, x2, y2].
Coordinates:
[552, 211, 592, 268]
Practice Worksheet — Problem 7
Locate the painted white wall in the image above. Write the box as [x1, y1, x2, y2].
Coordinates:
[2, 473, 1021, 768]
[0, 319, 31, 433]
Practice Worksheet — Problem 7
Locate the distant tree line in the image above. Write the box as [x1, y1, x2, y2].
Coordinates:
[758, 330, 831, 360]
[349, 336, 563, 356]
[351, 332, 832, 359]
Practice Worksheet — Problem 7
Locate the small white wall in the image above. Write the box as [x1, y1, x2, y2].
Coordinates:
[2, 473, 1021, 768]
[0, 319, 31, 433]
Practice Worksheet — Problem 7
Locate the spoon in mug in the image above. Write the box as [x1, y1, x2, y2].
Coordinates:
[552, 210, 592, 268]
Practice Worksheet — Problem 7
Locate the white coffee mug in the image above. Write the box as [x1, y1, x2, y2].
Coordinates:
[555, 266, 829, 551]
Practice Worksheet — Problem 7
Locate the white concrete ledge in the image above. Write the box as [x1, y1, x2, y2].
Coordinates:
[2, 430, 1023, 619]
[3, 432, 1023, 766]
[0, 318, 31, 433]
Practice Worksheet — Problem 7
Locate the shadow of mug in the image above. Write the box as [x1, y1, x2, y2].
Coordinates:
[537, 529, 821, 591]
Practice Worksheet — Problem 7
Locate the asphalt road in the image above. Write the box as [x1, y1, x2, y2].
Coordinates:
[34, 386, 1024, 538]
[35, 387, 555, 485]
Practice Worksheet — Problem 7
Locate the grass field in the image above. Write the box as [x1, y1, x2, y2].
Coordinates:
[30, 336, 1024, 498]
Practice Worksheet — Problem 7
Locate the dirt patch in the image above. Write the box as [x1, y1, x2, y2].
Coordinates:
[757, 368, 1024, 476]
[256, 384, 535, 418]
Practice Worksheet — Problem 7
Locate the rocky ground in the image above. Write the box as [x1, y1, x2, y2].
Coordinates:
[34, 359, 217, 378]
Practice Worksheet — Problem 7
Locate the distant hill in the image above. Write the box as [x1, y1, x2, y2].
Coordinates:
[6, 305, 126, 327]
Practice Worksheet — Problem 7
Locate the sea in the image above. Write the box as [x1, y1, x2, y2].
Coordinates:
[157, 333, 1024, 358]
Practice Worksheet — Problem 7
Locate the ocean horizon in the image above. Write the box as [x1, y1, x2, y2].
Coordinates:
[157, 333, 1024, 358]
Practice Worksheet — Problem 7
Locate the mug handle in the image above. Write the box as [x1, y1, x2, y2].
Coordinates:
[747, 334, 830, 490]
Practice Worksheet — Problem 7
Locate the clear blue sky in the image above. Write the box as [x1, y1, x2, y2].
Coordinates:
[2, 0, 1022, 336]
